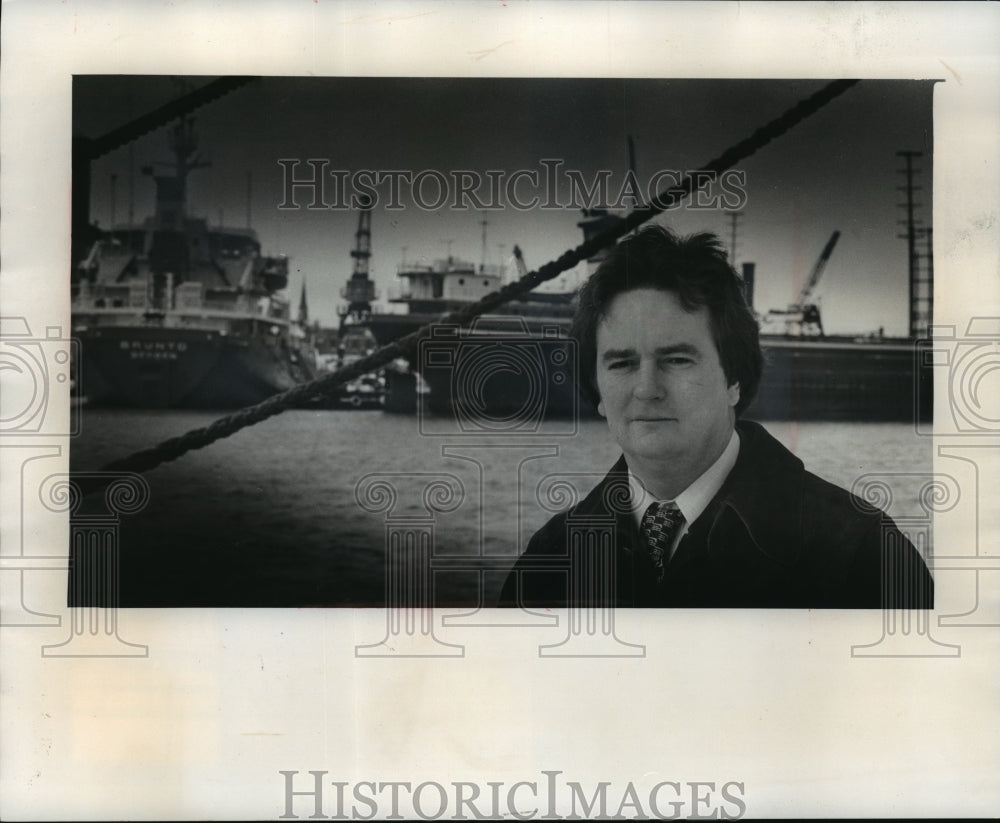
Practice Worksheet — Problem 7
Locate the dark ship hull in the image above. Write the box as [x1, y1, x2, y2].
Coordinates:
[752, 336, 928, 422]
[77, 323, 311, 409]
[370, 313, 931, 423]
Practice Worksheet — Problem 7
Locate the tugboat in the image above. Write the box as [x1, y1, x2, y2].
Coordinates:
[299, 325, 388, 410]
[71, 116, 316, 409]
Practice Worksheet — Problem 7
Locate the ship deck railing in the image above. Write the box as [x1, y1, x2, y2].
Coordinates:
[71, 305, 294, 327]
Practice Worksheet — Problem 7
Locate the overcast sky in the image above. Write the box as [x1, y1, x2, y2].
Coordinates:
[74, 76, 934, 336]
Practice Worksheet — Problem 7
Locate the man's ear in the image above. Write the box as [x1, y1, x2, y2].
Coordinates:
[593, 380, 605, 417]
[727, 381, 741, 408]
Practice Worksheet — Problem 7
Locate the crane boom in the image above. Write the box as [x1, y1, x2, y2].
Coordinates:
[796, 229, 840, 306]
[762, 229, 841, 336]
[512, 244, 528, 278]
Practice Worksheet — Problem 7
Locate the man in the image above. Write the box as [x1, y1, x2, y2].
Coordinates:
[499, 226, 933, 608]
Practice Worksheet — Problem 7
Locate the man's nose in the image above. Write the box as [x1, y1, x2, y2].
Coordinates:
[632, 362, 664, 400]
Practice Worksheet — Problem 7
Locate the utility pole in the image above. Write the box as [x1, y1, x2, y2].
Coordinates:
[924, 226, 934, 290]
[916, 225, 934, 334]
[896, 150, 929, 338]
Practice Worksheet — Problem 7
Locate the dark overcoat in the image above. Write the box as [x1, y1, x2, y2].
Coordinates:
[498, 421, 933, 609]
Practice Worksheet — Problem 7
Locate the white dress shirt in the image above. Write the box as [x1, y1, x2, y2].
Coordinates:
[628, 429, 741, 559]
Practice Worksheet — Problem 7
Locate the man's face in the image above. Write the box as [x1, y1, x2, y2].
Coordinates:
[594, 288, 740, 486]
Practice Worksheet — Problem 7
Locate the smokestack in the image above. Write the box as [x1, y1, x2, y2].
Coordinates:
[741, 262, 756, 308]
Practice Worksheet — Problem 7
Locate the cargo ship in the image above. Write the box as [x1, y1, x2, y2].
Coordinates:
[362, 216, 932, 424]
[71, 117, 316, 409]
[365, 250, 581, 422]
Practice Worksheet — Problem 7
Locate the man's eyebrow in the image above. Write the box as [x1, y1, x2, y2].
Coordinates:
[654, 343, 700, 357]
[601, 348, 636, 362]
[600, 343, 700, 361]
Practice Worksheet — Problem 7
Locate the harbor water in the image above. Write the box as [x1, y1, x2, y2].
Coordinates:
[69, 409, 933, 607]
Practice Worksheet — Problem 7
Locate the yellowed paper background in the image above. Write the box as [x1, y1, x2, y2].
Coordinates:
[2, 2, 998, 819]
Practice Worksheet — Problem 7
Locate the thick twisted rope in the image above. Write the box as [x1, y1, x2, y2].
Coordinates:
[81, 77, 258, 161]
[77, 79, 859, 497]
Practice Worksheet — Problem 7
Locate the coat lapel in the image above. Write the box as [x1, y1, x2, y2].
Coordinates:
[584, 422, 811, 605]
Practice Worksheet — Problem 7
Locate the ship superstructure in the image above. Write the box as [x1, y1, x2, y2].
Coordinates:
[72, 117, 314, 408]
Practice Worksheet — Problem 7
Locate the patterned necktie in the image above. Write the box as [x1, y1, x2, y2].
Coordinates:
[640, 501, 684, 585]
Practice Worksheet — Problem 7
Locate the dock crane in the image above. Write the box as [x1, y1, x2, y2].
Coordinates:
[764, 230, 841, 336]
[333, 194, 381, 381]
[339, 195, 377, 331]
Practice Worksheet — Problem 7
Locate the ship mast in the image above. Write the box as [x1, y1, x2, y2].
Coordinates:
[152, 116, 209, 231]
[71, 77, 255, 281]
[479, 212, 488, 272]
[726, 210, 744, 263]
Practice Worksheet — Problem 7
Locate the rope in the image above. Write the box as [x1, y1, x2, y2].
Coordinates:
[76, 79, 860, 497]
[81, 77, 258, 161]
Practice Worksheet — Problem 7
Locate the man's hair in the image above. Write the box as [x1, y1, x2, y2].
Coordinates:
[570, 224, 763, 417]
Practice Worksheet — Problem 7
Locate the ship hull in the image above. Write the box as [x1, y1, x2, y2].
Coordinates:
[752, 338, 929, 422]
[78, 324, 312, 409]
[371, 312, 932, 423]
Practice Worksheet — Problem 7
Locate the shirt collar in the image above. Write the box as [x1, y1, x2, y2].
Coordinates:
[593, 422, 806, 567]
[628, 429, 741, 530]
